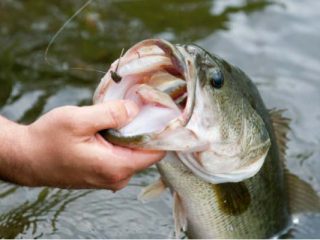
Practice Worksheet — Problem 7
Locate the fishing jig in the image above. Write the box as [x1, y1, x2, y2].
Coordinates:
[111, 48, 125, 83]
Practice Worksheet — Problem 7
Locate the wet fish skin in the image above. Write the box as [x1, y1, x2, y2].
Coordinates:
[157, 45, 290, 238]
[101, 41, 272, 181]
[94, 39, 319, 238]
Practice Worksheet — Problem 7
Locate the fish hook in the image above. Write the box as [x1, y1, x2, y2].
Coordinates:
[111, 48, 125, 83]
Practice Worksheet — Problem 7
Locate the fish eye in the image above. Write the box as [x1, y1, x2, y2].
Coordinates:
[210, 68, 224, 89]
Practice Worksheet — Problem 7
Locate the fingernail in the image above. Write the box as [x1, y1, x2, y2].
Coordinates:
[124, 101, 139, 121]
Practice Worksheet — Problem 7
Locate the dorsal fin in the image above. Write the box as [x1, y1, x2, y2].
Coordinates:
[269, 109, 291, 161]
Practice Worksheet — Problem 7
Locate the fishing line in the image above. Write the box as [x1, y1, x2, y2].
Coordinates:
[68, 67, 106, 74]
[44, 0, 107, 74]
[44, 0, 138, 75]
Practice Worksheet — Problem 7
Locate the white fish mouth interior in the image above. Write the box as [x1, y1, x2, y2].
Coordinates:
[96, 41, 187, 136]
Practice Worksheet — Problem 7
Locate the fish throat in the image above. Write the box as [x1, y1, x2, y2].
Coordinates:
[94, 39, 196, 147]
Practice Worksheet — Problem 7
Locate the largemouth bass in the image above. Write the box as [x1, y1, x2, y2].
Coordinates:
[94, 39, 320, 238]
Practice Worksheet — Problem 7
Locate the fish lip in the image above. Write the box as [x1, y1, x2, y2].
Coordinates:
[138, 40, 198, 128]
[93, 39, 187, 102]
[93, 39, 201, 152]
[128, 38, 189, 85]
[138, 40, 195, 120]
[147, 39, 198, 126]
[118, 38, 187, 79]
[94, 38, 197, 127]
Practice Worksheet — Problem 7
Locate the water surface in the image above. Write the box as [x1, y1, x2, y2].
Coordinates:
[0, 0, 319, 238]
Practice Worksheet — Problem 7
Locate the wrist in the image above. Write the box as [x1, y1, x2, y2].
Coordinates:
[0, 116, 36, 186]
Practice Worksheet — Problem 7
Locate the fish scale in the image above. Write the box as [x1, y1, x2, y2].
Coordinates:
[157, 147, 289, 238]
[94, 39, 320, 238]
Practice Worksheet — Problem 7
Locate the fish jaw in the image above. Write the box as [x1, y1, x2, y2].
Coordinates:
[94, 39, 271, 184]
[177, 145, 269, 184]
[164, 45, 272, 183]
[94, 39, 205, 151]
[178, 78, 271, 183]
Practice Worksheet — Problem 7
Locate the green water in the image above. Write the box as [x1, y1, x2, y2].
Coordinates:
[0, 0, 319, 238]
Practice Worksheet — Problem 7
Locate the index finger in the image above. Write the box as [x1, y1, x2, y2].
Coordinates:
[109, 144, 165, 172]
[95, 133, 165, 173]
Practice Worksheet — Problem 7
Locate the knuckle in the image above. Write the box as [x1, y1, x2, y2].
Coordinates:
[108, 168, 132, 184]
[55, 105, 78, 116]
[106, 102, 128, 128]
[108, 172, 125, 184]
[50, 106, 80, 126]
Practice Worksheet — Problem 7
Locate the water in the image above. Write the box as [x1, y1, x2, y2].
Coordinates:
[0, 0, 319, 238]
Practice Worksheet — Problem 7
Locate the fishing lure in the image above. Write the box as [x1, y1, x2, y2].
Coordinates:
[110, 48, 124, 83]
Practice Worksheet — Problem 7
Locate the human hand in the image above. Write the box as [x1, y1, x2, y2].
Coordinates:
[3, 101, 164, 190]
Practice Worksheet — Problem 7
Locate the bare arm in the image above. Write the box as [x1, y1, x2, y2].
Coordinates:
[0, 100, 164, 190]
[0, 115, 29, 184]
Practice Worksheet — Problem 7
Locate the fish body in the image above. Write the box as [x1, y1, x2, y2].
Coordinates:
[94, 39, 319, 238]
[156, 64, 289, 238]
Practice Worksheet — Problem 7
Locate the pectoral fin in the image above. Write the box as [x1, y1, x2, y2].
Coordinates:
[173, 192, 187, 238]
[138, 178, 167, 202]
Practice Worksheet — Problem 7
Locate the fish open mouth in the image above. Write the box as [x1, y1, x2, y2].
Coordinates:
[94, 39, 271, 184]
[94, 39, 195, 138]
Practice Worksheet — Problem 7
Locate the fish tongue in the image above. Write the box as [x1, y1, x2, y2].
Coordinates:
[120, 84, 181, 136]
[118, 84, 208, 152]
[119, 105, 180, 136]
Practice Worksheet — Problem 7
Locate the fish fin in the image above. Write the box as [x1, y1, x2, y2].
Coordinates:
[269, 109, 291, 161]
[286, 170, 320, 214]
[138, 178, 167, 203]
[269, 110, 320, 213]
[173, 192, 187, 238]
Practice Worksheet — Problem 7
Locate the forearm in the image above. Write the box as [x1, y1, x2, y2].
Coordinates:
[0, 116, 32, 185]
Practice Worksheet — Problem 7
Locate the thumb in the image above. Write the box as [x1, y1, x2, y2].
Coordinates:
[80, 100, 139, 133]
